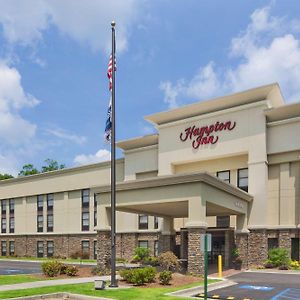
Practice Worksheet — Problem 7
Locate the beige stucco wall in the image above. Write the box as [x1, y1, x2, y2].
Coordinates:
[124, 146, 158, 180]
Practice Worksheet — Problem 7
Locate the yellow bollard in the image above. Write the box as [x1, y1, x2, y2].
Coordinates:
[218, 255, 222, 278]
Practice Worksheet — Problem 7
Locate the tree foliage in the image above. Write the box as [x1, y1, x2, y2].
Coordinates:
[0, 173, 14, 180]
[18, 164, 39, 176]
[41, 159, 65, 173]
[18, 159, 65, 176]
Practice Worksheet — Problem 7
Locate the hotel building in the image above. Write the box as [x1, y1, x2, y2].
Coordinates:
[0, 83, 299, 274]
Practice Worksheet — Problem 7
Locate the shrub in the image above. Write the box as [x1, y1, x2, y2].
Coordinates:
[41, 260, 62, 277]
[278, 264, 289, 270]
[144, 256, 159, 266]
[65, 265, 79, 276]
[91, 266, 102, 276]
[158, 251, 180, 272]
[264, 260, 275, 269]
[120, 267, 156, 285]
[289, 260, 300, 270]
[268, 248, 289, 267]
[159, 270, 172, 285]
[132, 247, 151, 263]
[60, 263, 68, 274]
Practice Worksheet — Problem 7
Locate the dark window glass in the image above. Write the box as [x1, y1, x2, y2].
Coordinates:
[154, 216, 159, 229]
[47, 241, 54, 257]
[1, 241, 7, 256]
[1, 218, 7, 233]
[37, 195, 43, 211]
[47, 214, 53, 232]
[94, 241, 97, 259]
[82, 241, 90, 255]
[37, 241, 44, 258]
[37, 215, 43, 232]
[82, 189, 90, 207]
[9, 241, 14, 256]
[9, 217, 14, 233]
[217, 170, 230, 183]
[268, 238, 279, 251]
[216, 216, 230, 228]
[9, 199, 14, 214]
[47, 194, 54, 210]
[154, 240, 159, 257]
[138, 240, 148, 249]
[1, 200, 6, 214]
[238, 168, 248, 192]
[138, 214, 148, 230]
[82, 212, 89, 231]
[94, 194, 97, 227]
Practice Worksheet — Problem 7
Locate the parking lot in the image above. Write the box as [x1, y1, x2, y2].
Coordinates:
[204, 271, 300, 300]
[0, 260, 42, 275]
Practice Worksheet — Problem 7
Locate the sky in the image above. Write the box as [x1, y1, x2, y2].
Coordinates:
[0, 0, 300, 175]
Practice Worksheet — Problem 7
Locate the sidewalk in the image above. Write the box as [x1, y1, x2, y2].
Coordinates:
[0, 276, 121, 292]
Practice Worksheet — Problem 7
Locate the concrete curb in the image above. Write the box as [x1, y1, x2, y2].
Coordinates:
[8, 292, 113, 300]
[246, 269, 300, 275]
[166, 279, 237, 298]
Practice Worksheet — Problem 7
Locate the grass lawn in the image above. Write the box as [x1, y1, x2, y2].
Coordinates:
[0, 256, 96, 264]
[0, 275, 45, 286]
[0, 280, 218, 299]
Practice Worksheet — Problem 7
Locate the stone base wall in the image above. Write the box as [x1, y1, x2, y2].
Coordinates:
[187, 228, 205, 275]
[235, 233, 249, 269]
[248, 229, 268, 267]
[279, 230, 292, 257]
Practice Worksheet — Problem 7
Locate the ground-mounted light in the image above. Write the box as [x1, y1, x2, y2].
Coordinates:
[95, 279, 106, 290]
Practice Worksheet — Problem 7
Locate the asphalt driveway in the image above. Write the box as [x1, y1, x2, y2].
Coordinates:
[205, 271, 300, 300]
[0, 260, 42, 275]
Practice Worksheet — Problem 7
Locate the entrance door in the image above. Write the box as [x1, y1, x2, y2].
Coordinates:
[209, 233, 225, 264]
[291, 238, 299, 261]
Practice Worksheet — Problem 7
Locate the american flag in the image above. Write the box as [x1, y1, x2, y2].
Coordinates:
[104, 55, 116, 143]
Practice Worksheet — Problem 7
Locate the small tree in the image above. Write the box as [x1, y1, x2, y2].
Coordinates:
[18, 164, 39, 176]
[0, 173, 14, 180]
[158, 251, 180, 272]
[132, 247, 151, 263]
[41, 159, 65, 173]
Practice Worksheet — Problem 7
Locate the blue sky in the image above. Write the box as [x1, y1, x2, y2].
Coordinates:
[0, 0, 300, 175]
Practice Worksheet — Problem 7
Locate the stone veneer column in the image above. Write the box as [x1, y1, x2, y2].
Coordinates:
[279, 230, 291, 258]
[97, 230, 111, 271]
[235, 233, 249, 269]
[248, 229, 268, 267]
[187, 227, 206, 274]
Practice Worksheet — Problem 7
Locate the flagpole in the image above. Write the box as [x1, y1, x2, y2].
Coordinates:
[109, 20, 118, 288]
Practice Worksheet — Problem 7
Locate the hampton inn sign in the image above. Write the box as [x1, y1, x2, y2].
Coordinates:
[179, 121, 236, 149]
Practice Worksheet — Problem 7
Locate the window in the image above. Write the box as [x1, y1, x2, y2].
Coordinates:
[1, 241, 7, 256]
[94, 241, 97, 259]
[138, 214, 148, 230]
[37, 195, 43, 211]
[94, 194, 97, 227]
[138, 240, 148, 249]
[268, 238, 278, 251]
[1, 200, 6, 214]
[9, 217, 14, 233]
[238, 168, 248, 192]
[47, 241, 54, 257]
[82, 189, 90, 208]
[82, 212, 89, 231]
[9, 241, 14, 256]
[47, 194, 54, 211]
[217, 170, 230, 183]
[82, 241, 90, 255]
[216, 216, 230, 228]
[1, 218, 6, 233]
[9, 199, 14, 214]
[154, 240, 159, 257]
[47, 214, 53, 232]
[37, 215, 43, 232]
[37, 241, 44, 258]
[154, 216, 159, 229]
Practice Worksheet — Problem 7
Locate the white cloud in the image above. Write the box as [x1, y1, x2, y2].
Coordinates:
[160, 6, 300, 107]
[74, 149, 111, 166]
[46, 128, 86, 145]
[0, 0, 141, 52]
[0, 61, 39, 145]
